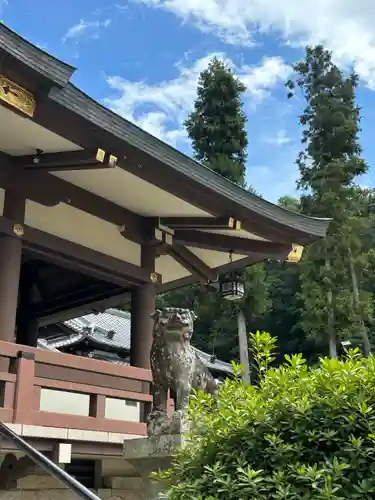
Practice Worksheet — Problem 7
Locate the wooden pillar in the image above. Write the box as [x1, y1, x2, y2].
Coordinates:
[16, 262, 39, 347]
[0, 190, 25, 345]
[130, 245, 156, 369]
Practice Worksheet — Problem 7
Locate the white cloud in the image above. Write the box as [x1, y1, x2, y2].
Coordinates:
[0, 0, 8, 14]
[137, 0, 375, 87]
[62, 18, 111, 43]
[263, 129, 291, 146]
[104, 53, 290, 146]
[247, 160, 299, 203]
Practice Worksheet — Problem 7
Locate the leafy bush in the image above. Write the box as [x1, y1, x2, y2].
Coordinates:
[156, 332, 375, 499]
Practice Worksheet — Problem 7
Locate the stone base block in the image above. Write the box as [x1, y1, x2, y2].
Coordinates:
[123, 435, 184, 499]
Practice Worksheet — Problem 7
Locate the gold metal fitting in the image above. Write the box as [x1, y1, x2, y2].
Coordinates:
[286, 244, 304, 264]
[96, 148, 106, 162]
[13, 224, 24, 237]
[150, 272, 158, 283]
[109, 154, 117, 167]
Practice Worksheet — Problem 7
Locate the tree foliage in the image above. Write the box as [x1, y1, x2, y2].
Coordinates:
[184, 57, 248, 185]
[160, 57, 270, 363]
[286, 45, 371, 356]
[157, 334, 375, 499]
[156, 46, 375, 366]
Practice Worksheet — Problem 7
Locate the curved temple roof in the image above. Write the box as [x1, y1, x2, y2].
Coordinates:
[38, 309, 234, 375]
[0, 23, 330, 323]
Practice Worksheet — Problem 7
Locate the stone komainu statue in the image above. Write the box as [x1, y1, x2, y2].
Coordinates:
[147, 308, 218, 436]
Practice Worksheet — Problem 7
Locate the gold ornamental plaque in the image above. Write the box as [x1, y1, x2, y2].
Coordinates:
[0, 76, 36, 117]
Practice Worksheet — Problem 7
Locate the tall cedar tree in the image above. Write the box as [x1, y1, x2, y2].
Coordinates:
[184, 57, 248, 185]
[286, 46, 371, 356]
[261, 196, 323, 364]
[158, 58, 269, 364]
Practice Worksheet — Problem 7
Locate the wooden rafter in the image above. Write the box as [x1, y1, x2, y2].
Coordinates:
[169, 245, 217, 281]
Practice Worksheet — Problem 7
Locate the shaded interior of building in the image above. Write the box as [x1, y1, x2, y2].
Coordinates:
[16, 249, 129, 348]
[15, 249, 233, 378]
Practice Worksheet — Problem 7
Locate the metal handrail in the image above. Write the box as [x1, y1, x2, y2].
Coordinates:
[0, 422, 101, 500]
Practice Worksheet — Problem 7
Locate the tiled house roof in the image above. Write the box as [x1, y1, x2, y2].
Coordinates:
[39, 309, 233, 375]
[65, 309, 131, 352]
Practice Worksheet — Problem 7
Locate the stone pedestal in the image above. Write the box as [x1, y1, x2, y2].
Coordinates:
[123, 435, 184, 499]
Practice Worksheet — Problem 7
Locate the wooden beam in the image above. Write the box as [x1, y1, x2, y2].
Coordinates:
[174, 229, 291, 256]
[121, 218, 174, 247]
[155, 242, 170, 257]
[0, 216, 162, 286]
[11, 148, 118, 171]
[159, 216, 241, 230]
[0, 153, 143, 241]
[148, 225, 173, 246]
[169, 245, 217, 281]
[34, 282, 125, 319]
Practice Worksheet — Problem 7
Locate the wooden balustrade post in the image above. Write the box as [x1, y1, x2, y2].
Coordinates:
[89, 394, 106, 419]
[12, 351, 36, 424]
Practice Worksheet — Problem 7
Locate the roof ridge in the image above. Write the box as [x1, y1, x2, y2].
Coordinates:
[106, 308, 131, 319]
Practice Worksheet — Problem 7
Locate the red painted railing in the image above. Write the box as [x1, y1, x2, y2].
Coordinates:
[0, 341, 153, 435]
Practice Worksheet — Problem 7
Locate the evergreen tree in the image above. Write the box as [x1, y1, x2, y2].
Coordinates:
[159, 58, 269, 368]
[262, 196, 322, 362]
[286, 45, 371, 356]
[278, 195, 301, 212]
[185, 57, 248, 186]
[185, 57, 268, 375]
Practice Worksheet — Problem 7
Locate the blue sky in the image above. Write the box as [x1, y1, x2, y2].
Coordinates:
[2, 0, 375, 202]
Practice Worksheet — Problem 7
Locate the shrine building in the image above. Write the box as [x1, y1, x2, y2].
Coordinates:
[0, 23, 329, 498]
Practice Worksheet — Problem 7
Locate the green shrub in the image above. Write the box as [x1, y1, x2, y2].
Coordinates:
[156, 332, 375, 499]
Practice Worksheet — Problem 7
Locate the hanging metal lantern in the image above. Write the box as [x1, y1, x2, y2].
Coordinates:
[219, 270, 245, 301]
